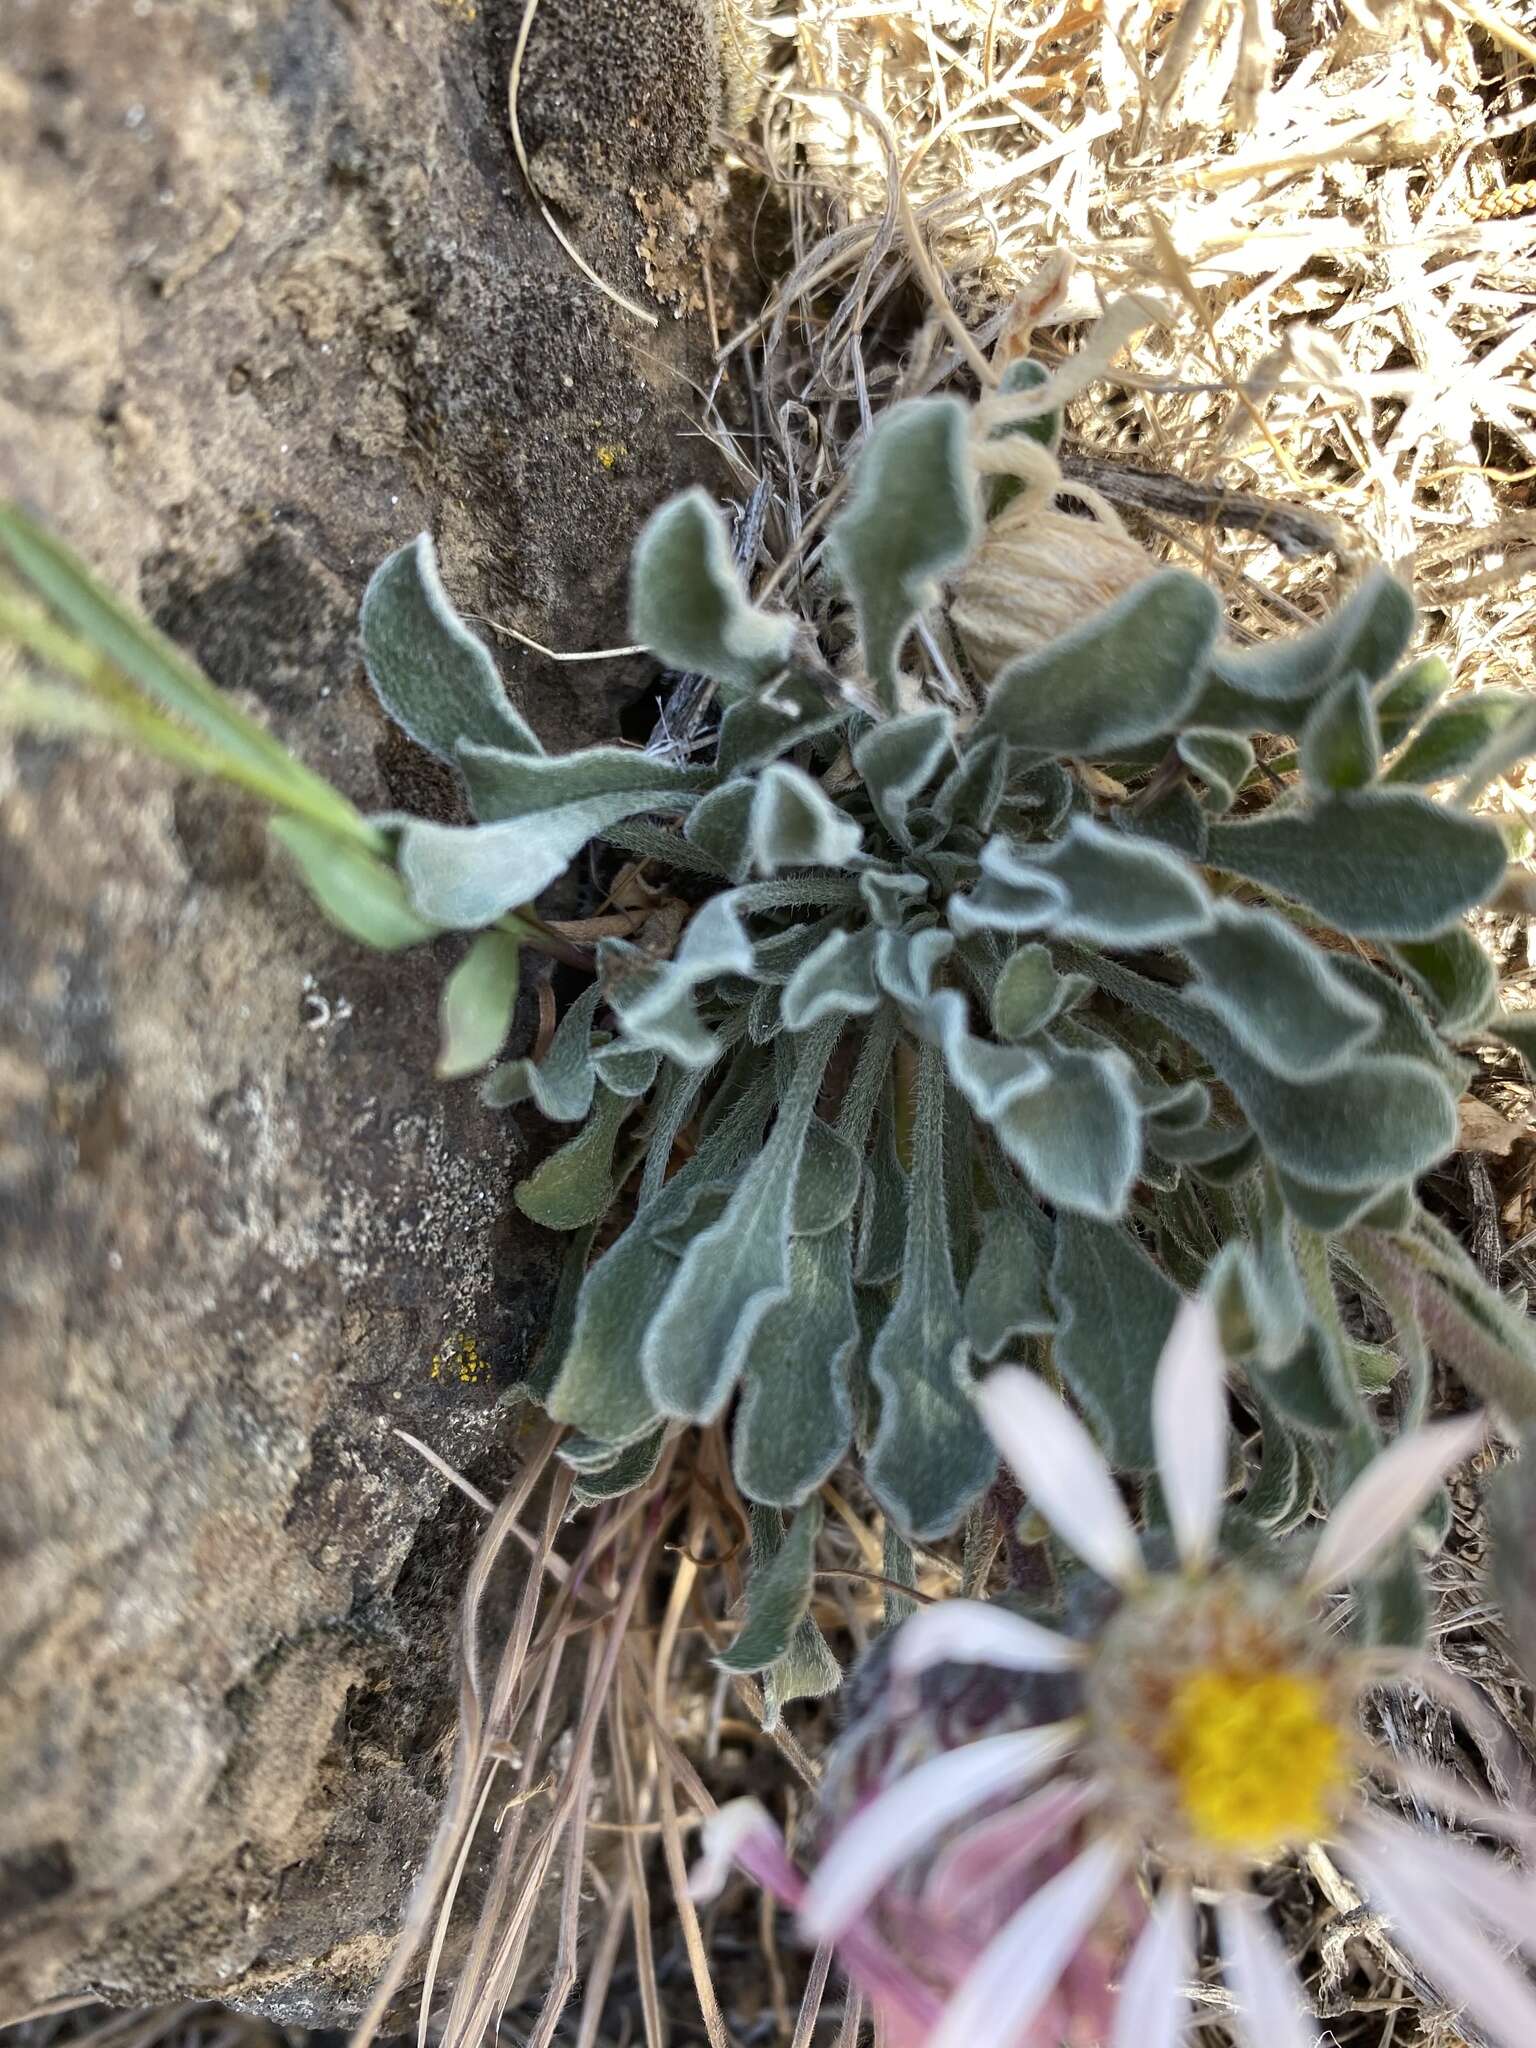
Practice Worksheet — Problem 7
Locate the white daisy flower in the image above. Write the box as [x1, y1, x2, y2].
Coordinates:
[695, 1298, 1533, 2048]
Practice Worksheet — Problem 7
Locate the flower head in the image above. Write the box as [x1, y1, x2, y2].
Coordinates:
[696, 1300, 1534, 2047]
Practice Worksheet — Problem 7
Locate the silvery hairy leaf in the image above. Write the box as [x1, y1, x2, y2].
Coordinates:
[1180, 902, 1381, 1082]
[482, 980, 603, 1118]
[780, 926, 881, 1032]
[437, 928, 521, 1078]
[865, 1041, 996, 1539]
[1205, 791, 1505, 941]
[1374, 654, 1450, 751]
[824, 396, 978, 708]
[852, 707, 954, 846]
[514, 1084, 630, 1231]
[361, 532, 544, 763]
[1176, 729, 1254, 813]
[1050, 1213, 1179, 1472]
[978, 570, 1219, 756]
[1299, 672, 1379, 793]
[716, 1499, 824, 1673]
[1391, 929, 1497, 1038]
[630, 487, 794, 694]
[749, 761, 863, 874]
[603, 891, 755, 1069]
[964, 1208, 1054, 1360]
[733, 1228, 858, 1505]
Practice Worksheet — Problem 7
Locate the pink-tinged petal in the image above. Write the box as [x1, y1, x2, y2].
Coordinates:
[1306, 1411, 1486, 1590]
[834, 1918, 946, 2040]
[889, 1598, 1085, 1686]
[1353, 1815, 1536, 1956]
[924, 1782, 1095, 1921]
[929, 1834, 1127, 2048]
[977, 1368, 1142, 1587]
[1347, 1829, 1536, 2048]
[690, 1798, 806, 1909]
[1152, 1294, 1228, 1568]
[1112, 1882, 1193, 2048]
[800, 1721, 1082, 1941]
[1219, 1892, 1317, 2048]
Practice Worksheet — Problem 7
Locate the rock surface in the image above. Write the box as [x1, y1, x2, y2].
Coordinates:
[0, 0, 721, 2021]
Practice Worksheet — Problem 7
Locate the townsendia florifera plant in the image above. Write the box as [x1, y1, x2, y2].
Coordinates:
[7, 376, 1536, 1709]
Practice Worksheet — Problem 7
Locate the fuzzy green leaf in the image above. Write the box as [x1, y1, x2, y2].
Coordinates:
[630, 487, 794, 693]
[859, 869, 931, 928]
[457, 738, 707, 826]
[856, 1097, 909, 1286]
[269, 817, 443, 951]
[826, 397, 979, 706]
[1177, 729, 1254, 812]
[793, 1119, 864, 1235]
[781, 926, 881, 1032]
[1375, 654, 1451, 750]
[716, 670, 846, 775]
[1384, 690, 1527, 786]
[1181, 902, 1380, 1081]
[604, 892, 755, 1068]
[715, 1499, 824, 1673]
[1391, 928, 1497, 1038]
[865, 1043, 995, 1538]
[571, 1428, 667, 1507]
[733, 1230, 858, 1505]
[362, 533, 543, 764]
[437, 929, 521, 1078]
[925, 733, 1008, 842]
[592, 1042, 663, 1098]
[1253, 1324, 1358, 1436]
[991, 944, 1089, 1041]
[641, 1022, 838, 1419]
[482, 981, 603, 1118]
[874, 926, 955, 1006]
[1212, 569, 1414, 702]
[1206, 792, 1505, 940]
[964, 1209, 1054, 1360]
[1010, 818, 1215, 947]
[514, 1085, 629, 1230]
[749, 761, 863, 875]
[1299, 672, 1379, 793]
[1050, 1215, 1178, 1471]
[853, 708, 954, 847]
[682, 777, 756, 880]
[978, 570, 1219, 756]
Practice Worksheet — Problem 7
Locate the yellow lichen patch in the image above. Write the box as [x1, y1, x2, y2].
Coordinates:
[594, 443, 626, 471]
[1163, 1668, 1346, 1855]
[428, 1330, 489, 1385]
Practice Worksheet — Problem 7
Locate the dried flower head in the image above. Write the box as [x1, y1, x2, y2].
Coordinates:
[696, 1305, 1535, 2048]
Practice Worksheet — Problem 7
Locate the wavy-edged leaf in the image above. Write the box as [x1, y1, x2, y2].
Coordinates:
[1384, 690, 1527, 786]
[781, 926, 881, 1032]
[734, 1229, 858, 1505]
[874, 926, 956, 1006]
[716, 1499, 824, 1673]
[483, 980, 603, 1118]
[853, 708, 954, 847]
[1208, 1227, 1307, 1371]
[749, 761, 863, 875]
[549, 1068, 775, 1444]
[630, 487, 794, 693]
[926, 733, 1008, 841]
[935, 993, 1141, 1219]
[859, 868, 931, 929]
[1299, 672, 1379, 793]
[642, 1021, 840, 1420]
[866, 1041, 996, 1538]
[572, 1427, 667, 1507]
[716, 669, 846, 775]
[1332, 953, 1469, 1086]
[604, 892, 755, 1068]
[1181, 902, 1380, 1082]
[1391, 928, 1497, 1038]
[1177, 729, 1254, 813]
[1050, 1214, 1178, 1470]
[270, 817, 443, 951]
[1252, 1324, 1358, 1436]
[362, 532, 542, 763]
[458, 738, 707, 826]
[1375, 654, 1451, 750]
[592, 1041, 663, 1098]
[977, 570, 1219, 755]
[1212, 568, 1414, 703]
[991, 943, 1089, 1041]
[856, 1092, 910, 1287]
[1206, 792, 1505, 941]
[826, 397, 979, 707]
[437, 929, 521, 1077]
[514, 1084, 630, 1230]
[965, 1209, 1055, 1360]
[793, 1118, 864, 1234]
[1010, 817, 1214, 946]
[684, 777, 756, 881]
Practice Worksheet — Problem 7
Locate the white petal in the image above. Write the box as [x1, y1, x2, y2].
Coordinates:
[1306, 1411, 1485, 1590]
[1365, 1749, 1536, 1848]
[1348, 1828, 1536, 2048]
[1219, 1892, 1317, 2048]
[1153, 1294, 1228, 1567]
[888, 1599, 1085, 1685]
[1354, 1814, 1536, 1955]
[929, 1834, 1127, 2048]
[1112, 1881, 1194, 2048]
[799, 1721, 1081, 1941]
[977, 1367, 1142, 1587]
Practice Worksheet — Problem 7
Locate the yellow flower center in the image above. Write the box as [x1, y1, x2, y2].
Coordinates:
[1163, 1668, 1346, 1855]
